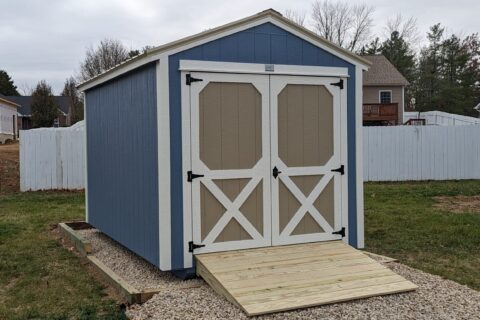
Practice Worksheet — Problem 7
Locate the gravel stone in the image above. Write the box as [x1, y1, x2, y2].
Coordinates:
[78, 229, 203, 291]
[79, 229, 480, 320]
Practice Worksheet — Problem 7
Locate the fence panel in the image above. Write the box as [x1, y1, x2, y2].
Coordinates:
[20, 122, 85, 191]
[363, 125, 480, 181]
[20, 123, 480, 190]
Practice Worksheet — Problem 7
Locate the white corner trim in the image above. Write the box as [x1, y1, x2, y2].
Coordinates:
[179, 60, 350, 78]
[355, 65, 365, 248]
[83, 97, 89, 223]
[157, 58, 172, 270]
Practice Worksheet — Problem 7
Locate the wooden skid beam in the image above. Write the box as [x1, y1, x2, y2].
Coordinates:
[58, 222, 92, 256]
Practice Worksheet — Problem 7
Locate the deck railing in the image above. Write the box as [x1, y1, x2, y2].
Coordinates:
[363, 103, 398, 124]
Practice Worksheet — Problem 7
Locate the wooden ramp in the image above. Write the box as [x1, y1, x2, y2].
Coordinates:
[196, 241, 417, 316]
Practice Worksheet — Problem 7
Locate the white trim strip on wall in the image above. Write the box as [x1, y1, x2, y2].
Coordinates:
[84, 98, 89, 222]
[355, 65, 365, 248]
[179, 60, 350, 78]
[157, 58, 172, 270]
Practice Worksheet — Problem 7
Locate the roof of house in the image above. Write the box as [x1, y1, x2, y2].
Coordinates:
[0, 95, 21, 108]
[78, 8, 371, 91]
[362, 55, 409, 86]
[2, 95, 71, 116]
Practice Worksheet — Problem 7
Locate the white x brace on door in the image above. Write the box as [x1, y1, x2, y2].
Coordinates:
[185, 70, 346, 256]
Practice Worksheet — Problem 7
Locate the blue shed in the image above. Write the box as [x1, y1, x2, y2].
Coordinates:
[78, 9, 370, 276]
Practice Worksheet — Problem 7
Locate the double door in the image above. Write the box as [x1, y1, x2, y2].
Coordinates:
[186, 72, 345, 254]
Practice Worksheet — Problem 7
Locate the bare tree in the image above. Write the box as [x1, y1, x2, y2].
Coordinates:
[385, 14, 421, 47]
[311, 0, 374, 52]
[78, 38, 129, 82]
[284, 9, 307, 26]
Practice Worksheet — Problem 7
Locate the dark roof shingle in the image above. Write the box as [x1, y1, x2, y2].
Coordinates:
[362, 55, 409, 86]
[3, 96, 70, 116]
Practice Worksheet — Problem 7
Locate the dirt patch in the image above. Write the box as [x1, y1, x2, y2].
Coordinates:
[0, 142, 19, 194]
[433, 195, 480, 214]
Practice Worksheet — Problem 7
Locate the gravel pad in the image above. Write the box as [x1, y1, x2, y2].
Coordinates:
[79, 229, 479, 319]
[127, 261, 480, 320]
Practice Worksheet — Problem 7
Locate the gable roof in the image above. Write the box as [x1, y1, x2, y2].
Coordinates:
[78, 9, 371, 91]
[0, 95, 20, 108]
[4, 96, 71, 116]
[362, 55, 409, 86]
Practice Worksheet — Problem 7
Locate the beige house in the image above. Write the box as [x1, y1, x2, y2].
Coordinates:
[362, 55, 409, 125]
[0, 96, 19, 143]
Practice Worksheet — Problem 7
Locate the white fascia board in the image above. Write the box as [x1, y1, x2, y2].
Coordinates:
[179, 60, 349, 78]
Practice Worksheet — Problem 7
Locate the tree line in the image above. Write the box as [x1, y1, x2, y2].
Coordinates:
[286, 0, 480, 116]
[1, 0, 478, 128]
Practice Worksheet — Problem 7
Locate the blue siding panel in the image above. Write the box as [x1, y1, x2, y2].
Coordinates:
[169, 22, 359, 270]
[85, 63, 159, 267]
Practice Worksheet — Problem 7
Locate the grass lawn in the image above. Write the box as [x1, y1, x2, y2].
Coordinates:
[0, 181, 478, 319]
[0, 191, 126, 320]
[364, 180, 480, 290]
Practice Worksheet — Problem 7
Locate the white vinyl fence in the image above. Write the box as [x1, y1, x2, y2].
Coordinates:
[404, 111, 480, 126]
[19, 122, 480, 190]
[20, 121, 85, 191]
[363, 125, 480, 181]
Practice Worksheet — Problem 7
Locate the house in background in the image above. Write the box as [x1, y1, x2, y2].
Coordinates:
[0, 96, 19, 143]
[1, 95, 72, 129]
[362, 55, 409, 126]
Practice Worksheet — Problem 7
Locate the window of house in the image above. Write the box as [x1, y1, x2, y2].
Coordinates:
[379, 91, 392, 104]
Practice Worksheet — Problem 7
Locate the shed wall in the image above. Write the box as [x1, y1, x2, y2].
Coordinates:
[85, 63, 160, 267]
[169, 22, 358, 270]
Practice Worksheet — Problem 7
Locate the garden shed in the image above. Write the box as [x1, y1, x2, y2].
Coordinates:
[78, 9, 369, 275]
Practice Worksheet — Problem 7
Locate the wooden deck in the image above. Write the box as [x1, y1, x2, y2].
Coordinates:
[196, 241, 417, 316]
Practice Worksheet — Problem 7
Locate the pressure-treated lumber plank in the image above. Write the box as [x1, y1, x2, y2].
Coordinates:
[58, 222, 92, 256]
[196, 241, 417, 316]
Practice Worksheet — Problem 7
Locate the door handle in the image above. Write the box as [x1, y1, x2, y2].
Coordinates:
[272, 166, 282, 179]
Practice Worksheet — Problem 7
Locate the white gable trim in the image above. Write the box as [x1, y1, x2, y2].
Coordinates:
[79, 14, 368, 92]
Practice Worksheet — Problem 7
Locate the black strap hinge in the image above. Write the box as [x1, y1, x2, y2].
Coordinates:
[188, 241, 205, 252]
[186, 74, 203, 85]
[272, 166, 282, 179]
[332, 227, 346, 237]
[187, 170, 204, 182]
[330, 79, 344, 89]
[331, 165, 344, 175]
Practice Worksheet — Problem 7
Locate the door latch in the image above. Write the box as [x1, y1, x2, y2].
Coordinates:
[272, 166, 282, 179]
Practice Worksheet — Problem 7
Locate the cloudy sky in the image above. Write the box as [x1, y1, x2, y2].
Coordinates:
[1, 0, 479, 94]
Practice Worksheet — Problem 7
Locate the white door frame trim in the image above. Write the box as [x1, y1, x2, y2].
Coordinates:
[180, 60, 349, 78]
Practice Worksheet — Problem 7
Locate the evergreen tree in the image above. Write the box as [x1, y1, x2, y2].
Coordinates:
[360, 37, 382, 55]
[0, 70, 20, 96]
[61, 77, 84, 124]
[381, 31, 416, 82]
[31, 81, 58, 128]
[415, 24, 445, 111]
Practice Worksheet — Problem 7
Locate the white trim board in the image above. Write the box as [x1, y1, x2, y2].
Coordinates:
[179, 60, 349, 78]
[355, 65, 365, 248]
[157, 58, 172, 271]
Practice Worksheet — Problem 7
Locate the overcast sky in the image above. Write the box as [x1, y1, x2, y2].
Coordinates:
[1, 0, 479, 94]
